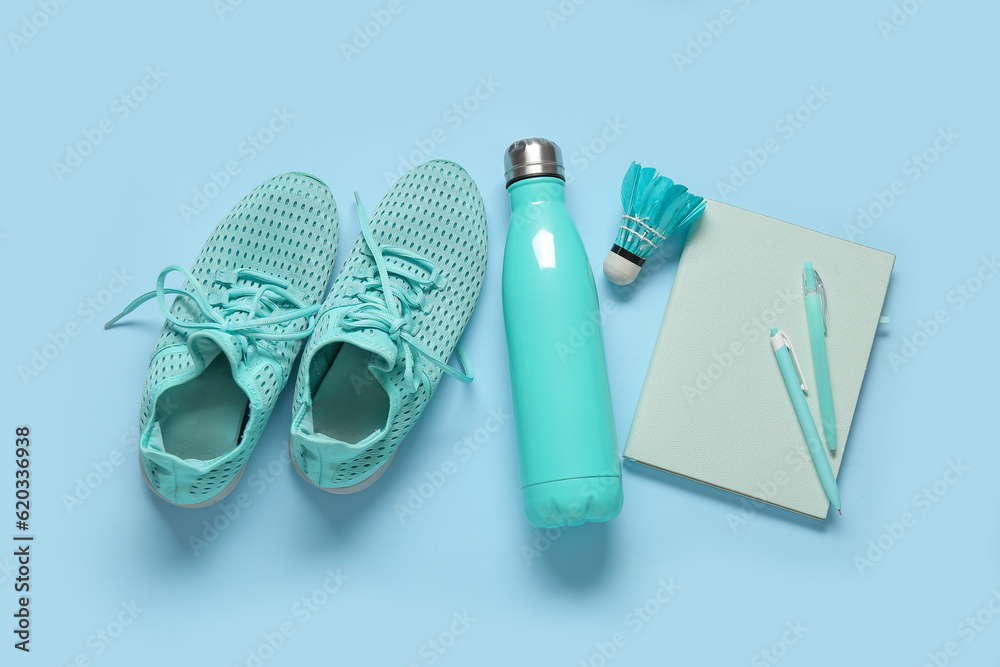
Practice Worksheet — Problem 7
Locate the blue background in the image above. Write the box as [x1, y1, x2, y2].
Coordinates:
[3, 1, 998, 665]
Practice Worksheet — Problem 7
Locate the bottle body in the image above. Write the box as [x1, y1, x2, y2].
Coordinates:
[502, 176, 623, 528]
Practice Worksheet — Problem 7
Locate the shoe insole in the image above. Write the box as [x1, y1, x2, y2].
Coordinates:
[157, 353, 249, 461]
[312, 344, 389, 444]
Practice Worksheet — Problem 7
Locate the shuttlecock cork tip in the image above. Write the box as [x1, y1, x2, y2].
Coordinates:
[604, 251, 640, 285]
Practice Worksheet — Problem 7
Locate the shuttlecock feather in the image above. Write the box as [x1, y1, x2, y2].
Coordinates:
[619, 162, 642, 213]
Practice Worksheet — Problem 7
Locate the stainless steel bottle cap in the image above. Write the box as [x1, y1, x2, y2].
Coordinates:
[503, 137, 565, 187]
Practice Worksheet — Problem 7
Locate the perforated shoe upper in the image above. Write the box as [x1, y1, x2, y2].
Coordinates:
[135, 173, 339, 505]
[291, 160, 487, 489]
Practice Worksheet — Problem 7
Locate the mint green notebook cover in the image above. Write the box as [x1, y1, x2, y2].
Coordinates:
[623, 200, 894, 520]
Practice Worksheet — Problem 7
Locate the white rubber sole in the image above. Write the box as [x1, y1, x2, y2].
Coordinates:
[139, 452, 246, 509]
[288, 436, 395, 494]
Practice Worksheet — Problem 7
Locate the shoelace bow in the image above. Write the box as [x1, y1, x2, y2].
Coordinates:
[339, 191, 472, 393]
[105, 265, 321, 355]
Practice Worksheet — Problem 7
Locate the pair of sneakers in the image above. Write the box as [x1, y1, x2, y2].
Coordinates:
[108, 162, 488, 507]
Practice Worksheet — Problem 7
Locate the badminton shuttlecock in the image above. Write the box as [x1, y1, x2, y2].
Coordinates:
[603, 161, 705, 285]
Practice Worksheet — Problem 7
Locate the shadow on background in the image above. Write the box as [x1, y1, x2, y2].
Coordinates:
[522, 517, 614, 590]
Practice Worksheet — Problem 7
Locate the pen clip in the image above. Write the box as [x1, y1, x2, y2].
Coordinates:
[803, 267, 828, 334]
[772, 330, 808, 392]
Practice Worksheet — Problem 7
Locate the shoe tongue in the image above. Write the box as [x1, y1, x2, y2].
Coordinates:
[188, 328, 240, 359]
[325, 306, 398, 372]
[185, 330, 258, 394]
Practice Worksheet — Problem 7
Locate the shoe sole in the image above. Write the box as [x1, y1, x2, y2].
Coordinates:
[139, 452, 246, 509]
[288, 436, 395, 494]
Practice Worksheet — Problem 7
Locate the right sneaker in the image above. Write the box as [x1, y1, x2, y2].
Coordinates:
[107, 172, 339, 507]
[290, 160, 488, 492]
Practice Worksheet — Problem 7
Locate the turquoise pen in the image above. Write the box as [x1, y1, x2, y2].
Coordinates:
[804, 261, 836, 451]
[770, 328, 842, 515]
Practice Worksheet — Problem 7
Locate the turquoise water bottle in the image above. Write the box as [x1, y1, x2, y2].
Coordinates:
[501, 138, 623, 529]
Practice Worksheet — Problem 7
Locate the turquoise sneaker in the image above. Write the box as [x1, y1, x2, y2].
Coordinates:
[107, 173, 339, 507]
[290, 160, 488, 492]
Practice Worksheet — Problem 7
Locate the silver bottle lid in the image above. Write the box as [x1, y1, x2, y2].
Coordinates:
[503, 138, 565, 187]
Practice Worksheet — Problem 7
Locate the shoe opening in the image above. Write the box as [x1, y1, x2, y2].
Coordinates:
[310, 342, 390, 445]
[154, 344, 250, 461]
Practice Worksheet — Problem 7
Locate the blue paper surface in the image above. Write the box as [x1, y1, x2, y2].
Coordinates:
[2, 1, 998, 665]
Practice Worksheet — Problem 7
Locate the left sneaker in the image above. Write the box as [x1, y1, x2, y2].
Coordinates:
[107, 172, 339, 507]
[290, 160, 488, 492]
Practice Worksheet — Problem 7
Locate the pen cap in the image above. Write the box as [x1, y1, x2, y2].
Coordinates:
[804, 261, 817, 291]
[770, 328, 807, 391]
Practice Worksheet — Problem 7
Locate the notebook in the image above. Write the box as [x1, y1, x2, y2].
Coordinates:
[623, 200, 894, 520]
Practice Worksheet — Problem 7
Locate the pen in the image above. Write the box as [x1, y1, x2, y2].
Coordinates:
[770, 327, 842, 515]
[803, 261, 836, 451]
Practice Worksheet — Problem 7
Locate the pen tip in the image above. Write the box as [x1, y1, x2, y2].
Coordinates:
[838, 509, 842, 516]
